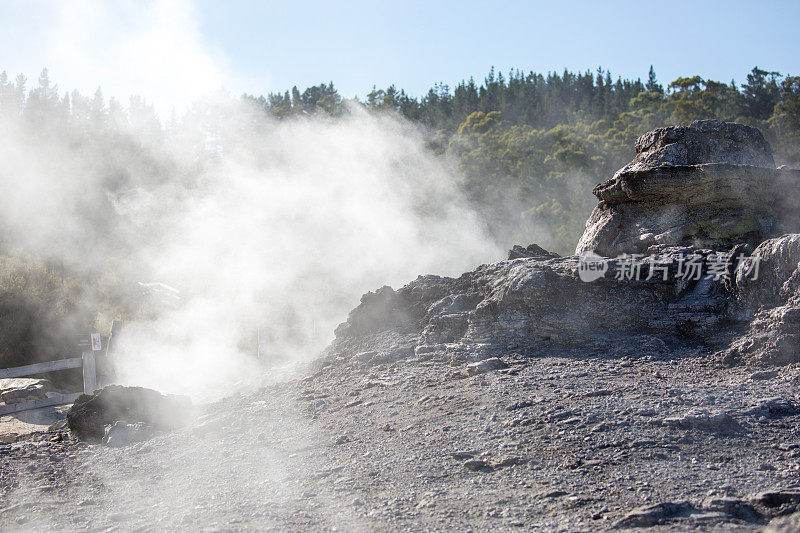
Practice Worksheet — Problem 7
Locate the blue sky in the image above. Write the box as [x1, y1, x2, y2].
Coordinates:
[1, 0, 798, 109]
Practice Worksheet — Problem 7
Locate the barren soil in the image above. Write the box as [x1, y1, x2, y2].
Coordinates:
[2, 352, 800, 531]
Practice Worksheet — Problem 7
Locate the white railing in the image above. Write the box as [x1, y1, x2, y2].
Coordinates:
[0, 351, 97, 416]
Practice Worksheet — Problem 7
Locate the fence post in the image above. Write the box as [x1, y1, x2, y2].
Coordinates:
[81, 351, 97, 395]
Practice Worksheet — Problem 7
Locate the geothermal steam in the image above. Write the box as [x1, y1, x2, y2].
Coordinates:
[111, 99, 501, 398]
[0, 92, 501, 399]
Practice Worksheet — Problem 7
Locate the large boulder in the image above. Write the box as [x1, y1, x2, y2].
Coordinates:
[576, 121, 800, 257]
[66, 385, 192, 441]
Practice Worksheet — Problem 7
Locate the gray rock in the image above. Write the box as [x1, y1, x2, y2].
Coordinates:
[576, 164, 800, 257]
[102, 422, 155, 447]
[463, 459, 492, 472]
[0, 378, 53, 404]
[324, 248, 735, 369]
[616, 120, 774, 176]
[702, 497, 762, 523]
[722, 234, 800, 366]
[613, 501, 695, 528]
[466, 357, 508, 375]
[507, 244, 560, 260]
[750, 490, 800, 508]
[576, 122, 800, 258]
[662, 409, 741, 433]
[764, 512, 800, 532]
[750, 370, 779, 380]
[744, 397, 797, 418]
[66, 385, 193, 441]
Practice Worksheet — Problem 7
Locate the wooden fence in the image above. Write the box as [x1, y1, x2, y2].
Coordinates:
[0, 351, 96, 416]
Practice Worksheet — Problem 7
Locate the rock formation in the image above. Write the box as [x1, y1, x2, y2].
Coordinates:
[721, 234, 800, 366]
[576, 120, 800, 257]
[322, 120, 800, 370]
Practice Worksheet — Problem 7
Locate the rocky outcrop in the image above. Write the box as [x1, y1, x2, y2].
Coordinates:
[323, 246, 734, 369]
[576, 120, 800, 257]
[66, 385, 192, 442]
[323, 121, 800, 371]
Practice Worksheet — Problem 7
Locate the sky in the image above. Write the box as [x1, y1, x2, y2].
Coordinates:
[1, 0, 798, 113]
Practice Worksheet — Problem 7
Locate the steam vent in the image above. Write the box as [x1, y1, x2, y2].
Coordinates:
[323, 120, 800, 371]
[576, 119, 800, 256]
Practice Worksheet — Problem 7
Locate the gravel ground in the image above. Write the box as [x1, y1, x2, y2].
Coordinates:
[1, 353, 800, 531]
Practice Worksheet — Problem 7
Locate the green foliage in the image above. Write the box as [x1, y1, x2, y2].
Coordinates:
[0, 254, 92, 370]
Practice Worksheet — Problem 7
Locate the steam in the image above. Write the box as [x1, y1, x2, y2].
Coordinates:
[110, 99, 501, 399]
[1, 91, 501, 400]
[0, 1, 502, 401]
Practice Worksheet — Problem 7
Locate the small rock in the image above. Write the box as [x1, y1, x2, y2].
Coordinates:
[750, 490, 800, 507]
[585, 389, 614, 398]
[467, 357, 508, 375]
[541, 490, 569, 498]
[764, 512, 800, 532]
[0, 378, 53, 404]
[464, 459, 492, 472]
[703, 497, 762, 522]
[450, 451, 477, 459]
[492, 456, 527, 468]
[745, 397, 797, 417]
[751, 370, 779, 380]
[506, 400, 536, 411]
[662, 409, 741, 433]
[614, 501, 694, 528]
[67, 385, 192, 441]
[0, 433, 18, 444]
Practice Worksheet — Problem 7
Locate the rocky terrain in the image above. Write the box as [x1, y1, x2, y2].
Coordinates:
[2, 120, 800, 531]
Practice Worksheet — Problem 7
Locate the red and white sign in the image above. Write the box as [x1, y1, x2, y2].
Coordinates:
[90, 333, 102, 351]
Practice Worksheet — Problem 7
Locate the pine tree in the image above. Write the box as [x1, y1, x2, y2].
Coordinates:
[646, 65, 663, 93]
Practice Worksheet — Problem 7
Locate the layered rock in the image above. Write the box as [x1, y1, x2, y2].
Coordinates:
[576, 120, 800, 257]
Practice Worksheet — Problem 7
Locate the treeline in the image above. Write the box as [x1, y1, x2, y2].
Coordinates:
[245, 66, 800, 251]
[3, 66, 800, 254]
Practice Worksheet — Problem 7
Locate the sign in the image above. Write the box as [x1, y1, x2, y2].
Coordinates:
[76, 334, 91, 349]
[90, 333, 102, 352]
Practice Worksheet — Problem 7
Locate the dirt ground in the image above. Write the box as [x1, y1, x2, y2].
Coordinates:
[1, 352, 799, 531]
